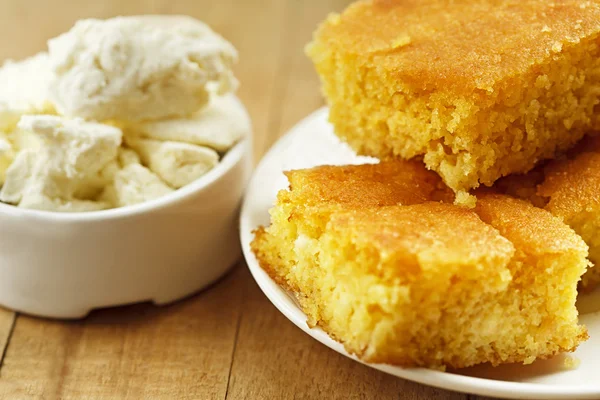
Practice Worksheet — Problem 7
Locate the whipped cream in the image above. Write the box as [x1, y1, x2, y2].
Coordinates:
[0, 15, 247, 212]
[0, 116, 121, 211]
[0, 103, 21, 132]
[103, 163, 174, 207]
[132, 94, 250, 152]
[0, 53, 53, 114]
[126, 137, 219, 189]
[0, 134, 14, 185]
[48, 15, 238, 121]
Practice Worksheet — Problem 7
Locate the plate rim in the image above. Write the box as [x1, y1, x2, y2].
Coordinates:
[239, 107, 600, 399]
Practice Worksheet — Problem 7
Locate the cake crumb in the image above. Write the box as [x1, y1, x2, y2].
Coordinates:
[523, 356, 536, 365]
[455, 191, 477, 208]
[551, 41, 563, 53]
[563, 355, 581, 369]
[392, 34, 412, 49]
[328, 13, 341, 26]
[541, 25, 552, 32]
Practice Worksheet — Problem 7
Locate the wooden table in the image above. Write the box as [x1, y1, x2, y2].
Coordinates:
[0, 1, 494, 399]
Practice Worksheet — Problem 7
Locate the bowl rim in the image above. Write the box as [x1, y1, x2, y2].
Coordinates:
[0, 136, 250, 222]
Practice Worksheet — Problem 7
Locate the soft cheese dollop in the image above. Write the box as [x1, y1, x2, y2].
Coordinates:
[0, 134, 14, 185]
[132, 94, 250, 152]
[126, 137, 219, 189]
[103, 164, 174, 207]
[100, 147, 174, 207]
[0, 116, 122, 211]
[48, 15, 238, 121]
[0, 15, 248, 213]
[0, 104, 20, 133]
[0, 53, 53, 114]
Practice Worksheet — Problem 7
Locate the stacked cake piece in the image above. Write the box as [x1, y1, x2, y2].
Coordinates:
[307, 0, 600, 204]
[252, 0, 600, 369]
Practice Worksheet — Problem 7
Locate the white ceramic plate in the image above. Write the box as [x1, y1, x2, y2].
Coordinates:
[240, 107, 600, 399]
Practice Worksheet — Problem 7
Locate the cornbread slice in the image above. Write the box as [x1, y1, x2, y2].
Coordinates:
[252, 162, 588, 369]
[254, 160, 452, 287]
[307, 0, 600, 200]
[497, 135, 600, 291]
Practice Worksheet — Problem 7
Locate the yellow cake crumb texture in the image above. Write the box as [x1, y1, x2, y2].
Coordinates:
[496, 134, 600, 291]
[251, 161, 588, 369]
[564, 355, 581, 369]
[307, 0, 600, 198]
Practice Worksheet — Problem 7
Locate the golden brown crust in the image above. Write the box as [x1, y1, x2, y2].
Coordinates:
[329, 202, 513, 277]
[539, 135, 600, 219]
[315, 0, 600, 94]
[284, 160, 453, 207]
[308, 0, 600, 195]
[495, 134, 600, 290]
[475, 192, 588, 256]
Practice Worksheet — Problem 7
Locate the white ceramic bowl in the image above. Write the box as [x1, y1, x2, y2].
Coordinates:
[0, 130, 252, 319]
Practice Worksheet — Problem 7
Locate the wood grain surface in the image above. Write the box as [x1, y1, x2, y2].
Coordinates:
[0, 1, 495, 398]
